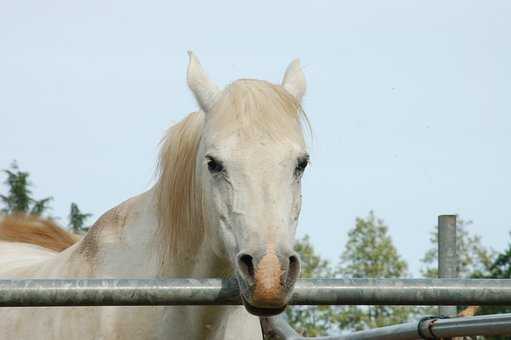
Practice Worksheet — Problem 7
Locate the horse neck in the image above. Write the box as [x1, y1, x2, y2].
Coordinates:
[183, 238, 232, 278]
[56, 190, 160, 277]
[159, 216, 232, 278]
[74, 187, 229, 278]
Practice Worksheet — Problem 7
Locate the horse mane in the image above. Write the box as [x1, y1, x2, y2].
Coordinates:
[155, 79, 308, 262]
[156, 110, 205, 263]
[0, 214, 80, 252]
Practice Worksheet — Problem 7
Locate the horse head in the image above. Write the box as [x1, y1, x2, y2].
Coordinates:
[185, 52, 309, 316]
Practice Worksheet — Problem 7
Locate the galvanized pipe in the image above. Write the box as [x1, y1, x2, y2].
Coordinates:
[331, 313, 511, 339]
[438, 214, 458, 316]
[0, 278, 240, 307]
[1, 278, 511, 307]
[426, 313, 511, 338]
[262, 313, 511, 340]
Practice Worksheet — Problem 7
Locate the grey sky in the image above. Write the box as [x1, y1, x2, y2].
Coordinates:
[1, 1, 510, 275]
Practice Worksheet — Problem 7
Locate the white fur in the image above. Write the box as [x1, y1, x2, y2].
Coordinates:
[0, 241, 56, 273]
[187, 51, 220, 113]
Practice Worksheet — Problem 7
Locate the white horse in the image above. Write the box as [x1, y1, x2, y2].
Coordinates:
[0, 52, 309, 339]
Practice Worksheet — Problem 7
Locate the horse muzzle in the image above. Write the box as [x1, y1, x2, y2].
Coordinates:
[235, 248, 300, 316]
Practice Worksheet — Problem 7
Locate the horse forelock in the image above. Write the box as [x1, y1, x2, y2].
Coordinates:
[211, 79, 309, 142]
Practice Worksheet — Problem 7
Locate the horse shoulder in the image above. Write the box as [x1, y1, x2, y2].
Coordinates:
[78, 192, 156, 263]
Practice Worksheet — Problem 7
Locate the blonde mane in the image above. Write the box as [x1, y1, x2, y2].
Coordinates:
[155, 79, 308, 261]
[156, 110, 205, 264]
[0, 214, 80, 252]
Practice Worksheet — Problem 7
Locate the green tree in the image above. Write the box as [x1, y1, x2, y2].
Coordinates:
[286, 235, 335, 336]
[488, 235, 511, 279]
[421, 218, 495, 278]
[336, 211, 414, 331]
[0, 161, 52, 216]
[476, 232, 511, 334]
[68, 202, 92, 234]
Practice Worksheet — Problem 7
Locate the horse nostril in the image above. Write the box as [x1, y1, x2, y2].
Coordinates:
[286, 254, 300, 287]
[237, 253, 255, 281]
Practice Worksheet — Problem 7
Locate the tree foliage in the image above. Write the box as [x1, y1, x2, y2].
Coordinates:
[488, 236, 511, 279]
[286, 235, 335, 336]
[338, 211, 407, 278]
[1, 162, 92, 233]
[0, 161, 52, 216]
[336, 211, 415, 331]
[288, 212, 420, 335]
[476, 232, 511, 327]
[68, 202, 92, 234]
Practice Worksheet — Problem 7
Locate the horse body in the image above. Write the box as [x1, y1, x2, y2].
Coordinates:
[0, 53, 308, 339]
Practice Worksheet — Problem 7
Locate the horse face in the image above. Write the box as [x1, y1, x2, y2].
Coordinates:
[200, 133, 307, 315]
[189, 53, 308, 316]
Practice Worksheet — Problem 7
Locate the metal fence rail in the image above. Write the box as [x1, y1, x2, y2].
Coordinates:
[261, 313, 511, 340]
[1, 278, 511, 307]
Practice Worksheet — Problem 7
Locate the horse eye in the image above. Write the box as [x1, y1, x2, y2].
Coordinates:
[295, 156, 309, 176]
[207, 157, 224, 174]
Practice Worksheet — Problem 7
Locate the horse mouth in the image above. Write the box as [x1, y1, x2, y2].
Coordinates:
[241, 296, 287, 316]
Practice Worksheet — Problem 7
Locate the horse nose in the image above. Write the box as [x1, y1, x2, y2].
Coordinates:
[236, 249, 301, 307]
[286, 253, 300, 286]
[237, 253, 256, 284]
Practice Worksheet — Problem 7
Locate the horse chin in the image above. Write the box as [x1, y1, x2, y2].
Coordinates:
[241, 296, 287, 317]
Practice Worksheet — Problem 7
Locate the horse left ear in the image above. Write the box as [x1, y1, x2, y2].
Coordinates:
[187, 51, 220, 113]
[282, 59, 306, 102]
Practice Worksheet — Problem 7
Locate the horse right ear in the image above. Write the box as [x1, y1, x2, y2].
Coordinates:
[187, 51, 220, 113]
[282, 59, 306, 103]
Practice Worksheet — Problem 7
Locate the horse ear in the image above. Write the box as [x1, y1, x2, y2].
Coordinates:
[282, 59, 306, 102]
[187, 51, 220, 113]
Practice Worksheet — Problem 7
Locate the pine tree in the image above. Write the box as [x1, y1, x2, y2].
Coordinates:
[0, 161, 52, 216]
[68, 202, 92, 234]
[336, 211, 414, 331]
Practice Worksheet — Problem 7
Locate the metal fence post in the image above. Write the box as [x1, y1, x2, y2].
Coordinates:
[438, 214, 458, 317]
